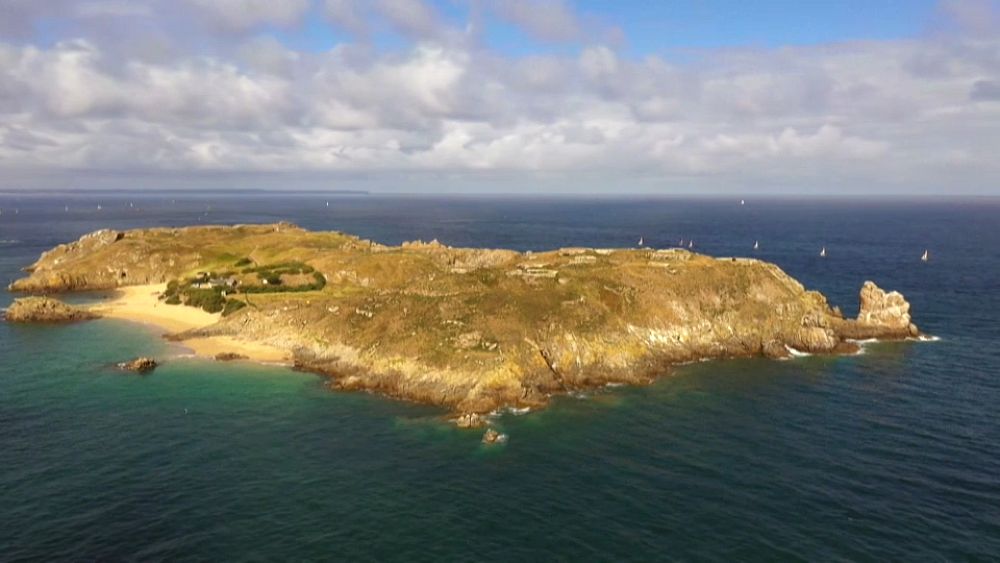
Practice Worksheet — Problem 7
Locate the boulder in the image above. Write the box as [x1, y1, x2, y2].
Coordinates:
[118, 357, 158, 373]
[3, 297, 99, 323]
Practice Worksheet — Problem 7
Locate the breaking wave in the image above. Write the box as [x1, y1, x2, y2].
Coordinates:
[784, 345, 812, 358]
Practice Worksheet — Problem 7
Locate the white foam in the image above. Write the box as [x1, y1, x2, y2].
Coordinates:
[912, 334, 941, 342]
[605, 382, 624, 388]
[784, 345, 812, 358]
[507, 406, 531, 415]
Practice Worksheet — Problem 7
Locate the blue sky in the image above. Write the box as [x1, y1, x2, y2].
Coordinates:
[0, 0, 998, 194]
[269, 0, 942, 56]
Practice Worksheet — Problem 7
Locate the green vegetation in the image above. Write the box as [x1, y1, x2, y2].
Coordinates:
[161, 276, 229, 313]
[160, 261, 326, 313]
[222, 299, 247, 316]
[189, 289, 226, 313]
[238, 262, 326, 294]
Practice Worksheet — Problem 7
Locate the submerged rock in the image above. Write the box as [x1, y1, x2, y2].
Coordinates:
[3, 297, 99, 323]
[118, 357, 158, 373]
[482, 428, 508, 444]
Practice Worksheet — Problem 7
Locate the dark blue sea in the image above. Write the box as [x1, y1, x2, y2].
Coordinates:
[1, 193, 998, 561]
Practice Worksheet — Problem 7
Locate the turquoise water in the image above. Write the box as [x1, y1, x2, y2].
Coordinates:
[2, 195, 999, 560]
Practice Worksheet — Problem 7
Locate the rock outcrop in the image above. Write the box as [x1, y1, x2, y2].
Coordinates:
[3, 297, 100, 323]
[9, 224, 925, 418]
[117, 357, 158, 373]
[836, 281, 920, 339]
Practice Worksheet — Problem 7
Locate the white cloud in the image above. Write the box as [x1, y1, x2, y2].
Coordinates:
[183, 0, 310, 30]
[490, 0, 582, 42]
[0, 1, 998, 193]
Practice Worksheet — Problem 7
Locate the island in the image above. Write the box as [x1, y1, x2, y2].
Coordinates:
[6, 224, 919, 421]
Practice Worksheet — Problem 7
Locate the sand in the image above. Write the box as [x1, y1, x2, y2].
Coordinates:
[91, 284, 292, 365]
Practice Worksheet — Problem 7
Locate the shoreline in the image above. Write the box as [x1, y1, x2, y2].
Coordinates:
[91, 284, 293, 365]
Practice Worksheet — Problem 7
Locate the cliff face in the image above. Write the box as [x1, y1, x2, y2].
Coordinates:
[9, 224, 921, 415]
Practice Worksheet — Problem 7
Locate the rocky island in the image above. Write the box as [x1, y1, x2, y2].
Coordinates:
[8, 224, 919, 419]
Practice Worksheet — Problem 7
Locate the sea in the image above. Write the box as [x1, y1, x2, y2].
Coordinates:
[1, 192, 998, 561]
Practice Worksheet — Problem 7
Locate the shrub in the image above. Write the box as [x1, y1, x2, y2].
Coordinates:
[234, 257, 253, 267]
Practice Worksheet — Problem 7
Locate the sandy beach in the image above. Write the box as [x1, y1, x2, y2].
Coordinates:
[91, 284, 292, 364]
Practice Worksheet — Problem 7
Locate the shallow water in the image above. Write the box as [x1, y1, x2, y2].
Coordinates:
[1, 194, 998, 560]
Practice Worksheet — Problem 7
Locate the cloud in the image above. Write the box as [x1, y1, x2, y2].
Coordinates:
[0, 0, 998, 194]
[183, 0, 310, 31]
[325, 0, 369, 36]
[376, 0, 442, 39]
[489, 0, 582, 42]
[970, 79, 1000, 100]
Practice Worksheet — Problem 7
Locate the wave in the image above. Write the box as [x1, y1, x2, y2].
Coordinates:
[0, 239, 19, 244]
[784, 345, 813, 358]
[507, 406, 531, 416]
[911, 334, 942, 342]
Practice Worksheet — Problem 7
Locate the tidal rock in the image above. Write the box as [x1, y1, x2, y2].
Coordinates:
[3, 297, 99, 323]
[482, 428, 508, 444]
[118, 357, 158, 373]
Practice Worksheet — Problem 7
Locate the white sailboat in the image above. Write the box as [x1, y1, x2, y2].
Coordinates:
[688, 240, 694, 249]
[638, 236, 644, 247]
[740, 199, 745, 206]
[326, 201, 330, 207]
[921, 249, 929, 262]
[820, 246, 827, 257]
[753, 240, 759, 250]
[97, 204, 102, 211]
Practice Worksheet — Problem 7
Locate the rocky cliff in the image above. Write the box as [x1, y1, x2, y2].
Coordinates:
[9, 224, 921, 416]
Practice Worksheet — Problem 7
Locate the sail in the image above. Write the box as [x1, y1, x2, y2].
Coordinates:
[820, 247, 826, 257]
[921, 250, 929, 261]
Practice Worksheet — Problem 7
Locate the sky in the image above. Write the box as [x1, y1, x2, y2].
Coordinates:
[0, 0, 998, 194]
